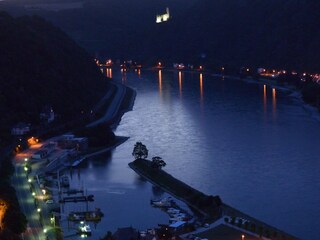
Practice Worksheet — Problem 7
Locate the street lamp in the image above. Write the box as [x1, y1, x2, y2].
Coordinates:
[242, 234, 245, 240]
[24, 158, 28, 162]
[43, 228, 47, 233]
[37, 208, 41, 213]
[24, 166, 28, 172]
[28, 178, 32, 183]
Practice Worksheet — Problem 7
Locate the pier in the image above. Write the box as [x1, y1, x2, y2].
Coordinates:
[68, 208, 104, 222]
[59, 195, 94, 203]
[62, 189, 84, 195]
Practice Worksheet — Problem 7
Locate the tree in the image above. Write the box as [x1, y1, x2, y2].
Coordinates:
[151, 156, 166, 169]
[132, 142, 148, 160]
[100, 231, 114, 240]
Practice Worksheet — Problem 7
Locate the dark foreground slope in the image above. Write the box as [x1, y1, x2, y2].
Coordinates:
[0, 11, 110, 238]
[0, 11, 108, 132]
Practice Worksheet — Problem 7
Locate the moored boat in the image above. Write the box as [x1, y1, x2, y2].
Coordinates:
[78, 221, 92, 236]
[150, 197, 173, 207]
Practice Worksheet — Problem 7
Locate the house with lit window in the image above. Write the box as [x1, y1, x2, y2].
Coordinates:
[40, 106, 55, 123]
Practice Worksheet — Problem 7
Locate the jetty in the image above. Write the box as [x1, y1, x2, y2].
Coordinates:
[129, 159, 298, 240]
[68, 208, 104, 222]
[59, 195, 94, 203]
[129, 159, 222, 220]
[63, 189, 84, 195]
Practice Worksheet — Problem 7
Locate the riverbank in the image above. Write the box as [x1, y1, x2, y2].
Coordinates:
[129, 159, 298, 240]
[5, 79, 136, 239]
[157, 67, 320, 123]
[87, 80, 136, 128]
[153, 67, 301, 98]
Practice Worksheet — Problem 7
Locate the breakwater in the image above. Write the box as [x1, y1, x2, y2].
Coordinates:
[129, 159, 298, 240]
[129, 159, 222, 220]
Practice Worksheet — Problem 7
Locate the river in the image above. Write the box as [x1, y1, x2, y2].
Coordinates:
[67, 69, 319, 240]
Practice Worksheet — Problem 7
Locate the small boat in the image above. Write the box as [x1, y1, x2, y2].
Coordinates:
[78, 221, 92, 236]
[169, 216, 185, 223]
[68, 208, 103, 222]
[170, 213, 186, 218]
[167, 208, 180, 214]
[71, 157, 86, 167]
[150, 197, 172, 207]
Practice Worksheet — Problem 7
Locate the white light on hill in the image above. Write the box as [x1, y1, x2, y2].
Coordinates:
[156, 7, 170, 23]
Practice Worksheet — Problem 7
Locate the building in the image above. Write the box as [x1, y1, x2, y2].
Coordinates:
[169, 221, 186, 233]
[11, 122, 31, 136]
[113, 227, 139, 240]
[42, 142, 56, 154]
[57, 135, 88, 151]
[31, 150, 48, 160]
[156, 8, 170, 23]
[40, 106, 55, 123]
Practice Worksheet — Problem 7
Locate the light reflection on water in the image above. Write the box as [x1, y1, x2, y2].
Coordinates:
[178, 71, 183, 97]
[199, 73, 204, 106]
[273, 88, 277, 119]
[68, 70, 319, 240]
[158, 69, 162, 96]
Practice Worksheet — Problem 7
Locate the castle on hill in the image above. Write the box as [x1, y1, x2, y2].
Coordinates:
[156, 7, 170, 23]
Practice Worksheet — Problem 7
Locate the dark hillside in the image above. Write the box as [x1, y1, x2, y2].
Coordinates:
[1, 0, 320, 71]
[0, 11, 108, 130]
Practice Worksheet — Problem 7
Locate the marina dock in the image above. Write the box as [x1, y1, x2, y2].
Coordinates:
[59, 195, 94, 203]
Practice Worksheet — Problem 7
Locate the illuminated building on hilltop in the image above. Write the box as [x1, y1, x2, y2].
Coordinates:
[156, 7, 170, 23]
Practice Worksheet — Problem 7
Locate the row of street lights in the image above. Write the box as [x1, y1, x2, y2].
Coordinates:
[23, 157, 49, 237]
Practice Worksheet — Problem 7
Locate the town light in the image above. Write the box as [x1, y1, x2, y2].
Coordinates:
[32, 192, 36, 197]
[43, 228, 47, 233]
[24, 166, 28, 172]
[0, 200, 8, 230]
[242, 234, 245, 240]
[28, 178, 32, 183]
[42, 189, 46, 195]
[37, 208, 41, 212]
[24, 158, 28, 162]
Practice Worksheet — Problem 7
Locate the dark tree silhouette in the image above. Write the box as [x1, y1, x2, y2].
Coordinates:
[132, 142, 148, 160]
[151, 156, 166, 169]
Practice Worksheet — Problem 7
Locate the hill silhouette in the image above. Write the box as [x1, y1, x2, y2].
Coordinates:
[1, 1, 320, 72]
[0, 11, 108, 134]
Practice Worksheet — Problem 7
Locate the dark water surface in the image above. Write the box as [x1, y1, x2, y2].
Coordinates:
[68, 70, 320, 240]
